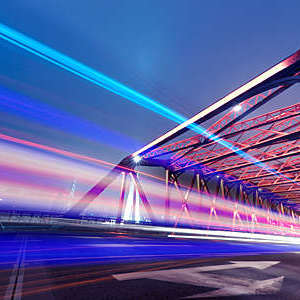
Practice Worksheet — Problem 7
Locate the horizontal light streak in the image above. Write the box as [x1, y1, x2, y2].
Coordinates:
[0, 23, 185, 125]
[122, 223, 300, 240]
[168, 234, 300, 245]
[0, 139, 299, 236]
[0, 23, 295, 185]
[0, 133, 167, 183]
[0, 85, 140, 152]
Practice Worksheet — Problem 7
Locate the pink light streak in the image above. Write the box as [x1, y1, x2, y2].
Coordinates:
[0, 133, 300, 237]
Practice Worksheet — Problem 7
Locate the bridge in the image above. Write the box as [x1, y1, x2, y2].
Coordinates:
[65, 49, 300, 237]
[1, 11, 300, 299]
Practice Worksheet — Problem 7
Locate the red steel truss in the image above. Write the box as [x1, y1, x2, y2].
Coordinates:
[142, 86, 293, 160]
[142, 103, 300, 211]
[67, 49, 300, 221]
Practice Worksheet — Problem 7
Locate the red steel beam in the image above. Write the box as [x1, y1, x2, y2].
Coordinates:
[172, 111, 300, 171]
[258, 180, 300, 188]
[143, 91, 300, 160]
[205, 149, 300, 175]
[179, 130, 299, 169]
[68, 50, 300, 217]
[134, 49, 300, 158]
[226, 166, 300, 183]
[167, 87, 290, 162]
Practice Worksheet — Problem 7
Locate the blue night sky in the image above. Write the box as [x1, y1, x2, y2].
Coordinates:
[0, 0, 300, 164]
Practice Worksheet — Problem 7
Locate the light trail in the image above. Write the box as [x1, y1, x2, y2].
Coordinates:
[0, 133, 299, 235]
[0, 23, 292, 184]
[0, 23, 184, 124]
[168, 234, 300, 244]
[0, 132, 166, 182]
[3, 233, 300, 299]
[0, 85, 140, 152]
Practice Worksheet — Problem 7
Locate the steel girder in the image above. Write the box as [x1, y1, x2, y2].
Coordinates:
[143, 102, 300, 168]
[142, 103, 300, 211]
[162, 170, 296, 231]
[142, 87, 297, 161]
[134, 49, 300, 158]
[67, 49, 300, 218]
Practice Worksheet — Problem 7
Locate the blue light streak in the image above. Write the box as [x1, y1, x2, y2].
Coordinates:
[0, 85, 140, 152]
[0, 23, 290, 184]
[0, 23, 184, 124]
[1, 233, 300, 269]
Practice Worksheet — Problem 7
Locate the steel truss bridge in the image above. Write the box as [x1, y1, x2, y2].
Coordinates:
[66, 49, 300, 233]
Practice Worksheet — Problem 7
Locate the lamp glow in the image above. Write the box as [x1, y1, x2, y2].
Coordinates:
[133, 155, 142, 163]
[233, 104, 242, 112]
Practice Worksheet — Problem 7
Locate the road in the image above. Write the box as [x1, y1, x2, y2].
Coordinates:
[1, 231, 300, 299]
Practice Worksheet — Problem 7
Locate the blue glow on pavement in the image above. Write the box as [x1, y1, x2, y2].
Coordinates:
[1, 233, 300, 269]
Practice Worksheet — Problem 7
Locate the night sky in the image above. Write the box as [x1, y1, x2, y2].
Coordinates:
[1, 0, 300, 165]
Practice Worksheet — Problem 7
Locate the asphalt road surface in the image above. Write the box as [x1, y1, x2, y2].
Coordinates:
[1, 232, 300, 299]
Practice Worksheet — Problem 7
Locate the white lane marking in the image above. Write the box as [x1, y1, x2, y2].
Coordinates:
[184, 275, 284, 299]
[114, 260, 279, 280]
[113, 260, 283, 298]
